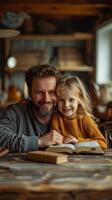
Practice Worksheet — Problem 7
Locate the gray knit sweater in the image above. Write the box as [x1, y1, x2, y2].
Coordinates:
[0, 101, 50, 152]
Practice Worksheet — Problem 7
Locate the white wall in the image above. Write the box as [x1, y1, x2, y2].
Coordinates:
[96, 21, 112, 84]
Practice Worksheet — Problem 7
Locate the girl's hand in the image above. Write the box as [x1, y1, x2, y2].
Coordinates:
[38, 130, 64, 148]
[63, 135, 78, 144]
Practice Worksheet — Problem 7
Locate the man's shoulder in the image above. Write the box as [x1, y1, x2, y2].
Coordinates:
[6, 99, 31, 113]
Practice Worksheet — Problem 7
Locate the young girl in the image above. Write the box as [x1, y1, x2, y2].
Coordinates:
[51, 75, 107, 149]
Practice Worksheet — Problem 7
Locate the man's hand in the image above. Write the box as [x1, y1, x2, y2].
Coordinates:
[63, 135, 78, 144]
[38, 130, 64, 148]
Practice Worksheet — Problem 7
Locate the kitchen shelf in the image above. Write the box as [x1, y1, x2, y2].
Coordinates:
[10, 33, 94, 41]
[2, 32, 95, 94]
[5, 65, 94, 73]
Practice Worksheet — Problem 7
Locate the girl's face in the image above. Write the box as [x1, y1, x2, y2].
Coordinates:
[57, 89, 79, 119]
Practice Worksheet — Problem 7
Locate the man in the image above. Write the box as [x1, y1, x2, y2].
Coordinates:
[0, 64, 63, 152]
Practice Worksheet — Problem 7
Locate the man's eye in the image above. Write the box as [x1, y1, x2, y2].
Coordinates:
[33, 91, 43, 95]
[49, 91, 55, 95]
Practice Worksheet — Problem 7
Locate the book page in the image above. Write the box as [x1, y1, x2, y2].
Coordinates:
[74, 141, 100, 149]
[46, 143, 75, 154]
[74, 141, 104, 154]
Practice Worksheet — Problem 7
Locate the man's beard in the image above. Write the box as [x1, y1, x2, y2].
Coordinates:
[33, 102, 55, 117]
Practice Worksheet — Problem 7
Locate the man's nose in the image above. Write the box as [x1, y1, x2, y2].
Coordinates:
[43, 92, 51, 101]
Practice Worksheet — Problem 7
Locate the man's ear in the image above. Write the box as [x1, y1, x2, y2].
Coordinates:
[28, 88, 31, 98]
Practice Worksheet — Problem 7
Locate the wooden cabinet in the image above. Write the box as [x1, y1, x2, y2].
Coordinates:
[3, 32, 95, 98]
[4, 33, 94, 71]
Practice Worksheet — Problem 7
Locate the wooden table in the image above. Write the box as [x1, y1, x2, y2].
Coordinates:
[0, 150, 112, 200]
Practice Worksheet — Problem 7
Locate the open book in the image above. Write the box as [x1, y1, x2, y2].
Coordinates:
[46, 141, 104, 155]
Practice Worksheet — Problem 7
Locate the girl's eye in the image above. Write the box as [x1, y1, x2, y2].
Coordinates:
[69, 98, 76, 102]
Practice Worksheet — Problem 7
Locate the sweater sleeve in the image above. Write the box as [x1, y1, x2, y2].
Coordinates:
[0, 106, 38, 152]
[78, 115, 107, 149]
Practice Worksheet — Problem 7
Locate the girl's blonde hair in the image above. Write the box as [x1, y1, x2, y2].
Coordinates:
[56, 75, 93, 118]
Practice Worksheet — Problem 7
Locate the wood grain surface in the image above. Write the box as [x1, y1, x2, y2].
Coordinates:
[0, 149, 112, 200]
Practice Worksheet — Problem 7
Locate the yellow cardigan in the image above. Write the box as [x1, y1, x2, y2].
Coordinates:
[51, 113, 107, 149]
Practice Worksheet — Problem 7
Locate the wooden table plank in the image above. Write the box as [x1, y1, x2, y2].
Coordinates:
[0, 149, 112, 200]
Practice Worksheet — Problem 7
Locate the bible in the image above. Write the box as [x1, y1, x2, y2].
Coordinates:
[46, 141, 104, 155]
[26, 151, 68, 164]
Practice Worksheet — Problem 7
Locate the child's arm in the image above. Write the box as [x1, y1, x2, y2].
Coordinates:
[51, 113, 77, 143]
[78, 115, 107, 149]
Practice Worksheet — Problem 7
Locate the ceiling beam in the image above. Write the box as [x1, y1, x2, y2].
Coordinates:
[0, 3, 110, 16]
[0, 0, 112, 3]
